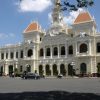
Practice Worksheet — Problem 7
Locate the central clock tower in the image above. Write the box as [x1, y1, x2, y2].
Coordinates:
[48, 0, 67, 36]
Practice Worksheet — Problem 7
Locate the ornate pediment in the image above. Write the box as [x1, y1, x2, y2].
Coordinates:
[77, 32, 89, 38]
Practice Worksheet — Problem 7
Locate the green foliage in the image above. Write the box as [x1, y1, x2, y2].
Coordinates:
[57, 0, 94, 11]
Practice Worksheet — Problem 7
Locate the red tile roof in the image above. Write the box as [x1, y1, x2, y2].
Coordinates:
[74, 12, 92, 24]
[24, 22, 40, 33]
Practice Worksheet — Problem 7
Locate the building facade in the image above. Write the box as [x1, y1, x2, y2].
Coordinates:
[0, 0, 100, 77]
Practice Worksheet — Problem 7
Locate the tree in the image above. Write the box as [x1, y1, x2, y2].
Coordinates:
[19, 0, 94, 11]
[56, 0, 94, 11]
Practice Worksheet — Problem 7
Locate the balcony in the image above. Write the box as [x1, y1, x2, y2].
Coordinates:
[23, 56, 34, 60]
[76, 51, 89, 57]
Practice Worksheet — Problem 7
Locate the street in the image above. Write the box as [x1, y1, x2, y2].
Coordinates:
[0, 77, 100, 93]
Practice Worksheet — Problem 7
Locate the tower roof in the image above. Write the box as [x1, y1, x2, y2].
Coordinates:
[24, 22, 40, 33]
[74, 12, 92, 24]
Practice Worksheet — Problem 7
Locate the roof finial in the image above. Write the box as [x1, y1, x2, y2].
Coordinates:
[52, 0, 62, 24]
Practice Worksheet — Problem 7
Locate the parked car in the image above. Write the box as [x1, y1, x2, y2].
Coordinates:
[21, 72, 40, 79]
[57, 74, 63, 79]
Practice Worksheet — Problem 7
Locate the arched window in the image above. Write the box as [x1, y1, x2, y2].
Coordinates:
[80, 43, 88, 53]
[40, 48, 44, 57]
[80, 63, 87, 74]
[68, 45, 73, 54]
[46, 48, 50, 56]
[61, 46, 65, 55]
[27, 49, 33, 57]
[53, 47, 58, 56]
[97, 43, 100, 53]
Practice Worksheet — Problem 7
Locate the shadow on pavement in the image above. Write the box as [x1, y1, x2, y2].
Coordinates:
[0, 91, 100, 100]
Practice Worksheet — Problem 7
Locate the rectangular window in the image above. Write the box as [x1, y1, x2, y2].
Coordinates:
[6, 53, 8, 59]
[20, 50, 23, 58]
[16, 52, 18, 58]
[10, 52, 14, 59]
[1, 53, 4, 59]
[97, 43, 100, 53]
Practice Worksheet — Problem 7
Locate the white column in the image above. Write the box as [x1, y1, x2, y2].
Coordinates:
[3, 63, 5, 75]
[50, 46, 53, 59]
[57, 63, 60, 74]
[0, 52, 1, 60]
[89, 40, 91, 55]
[44, 47, 46, 59]
[32, 47, 34, 59]
[33, 46, 35, 59]
[5, 63, 8, 75]
[50, 64, 53, 76]
[18, 49, 20, 59]
[66, 63, 68, 76]
[76, 42, 78, 55]
[43, 64, 46, 75]
[14, 49, 16, 60]
[8, 49, 10, 59]
[65, 44, 67, 58]
[15, 62, 18, 69]
[4, 51, 6, 60]
[58, 45, 60, 58]
[23, 48, 26, 59]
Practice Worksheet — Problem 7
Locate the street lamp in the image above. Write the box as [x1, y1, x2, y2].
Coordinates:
[70, 61, 75, 76]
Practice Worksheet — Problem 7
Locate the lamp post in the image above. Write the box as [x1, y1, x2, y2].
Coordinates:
[70, 61, 75, 76]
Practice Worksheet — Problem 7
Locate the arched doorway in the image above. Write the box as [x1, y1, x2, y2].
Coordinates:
[0, 66, 3, 76]
[52, 64, 58, 76]
[60, 64, 66, 76]
[68, 64, 73, 76]
[97, 63, 100, 76]
[45, 65, 51, 76]
[9, 65, 13, 75]
[80, 63, 87, 75]
[39, 65, 43, 75]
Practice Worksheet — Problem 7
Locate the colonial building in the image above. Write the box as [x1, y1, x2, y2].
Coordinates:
[0, 0, 100, 77]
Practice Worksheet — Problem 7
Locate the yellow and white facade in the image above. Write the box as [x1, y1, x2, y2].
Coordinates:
[0, 0, 100, 77]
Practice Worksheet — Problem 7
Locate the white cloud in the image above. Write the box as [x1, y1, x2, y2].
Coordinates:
[16, 0, 52, 12]
[63, 8, 85, 25]
[0, 33, 15, 39]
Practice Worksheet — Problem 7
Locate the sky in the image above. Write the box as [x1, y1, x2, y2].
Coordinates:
[0, 0, 99, 46]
